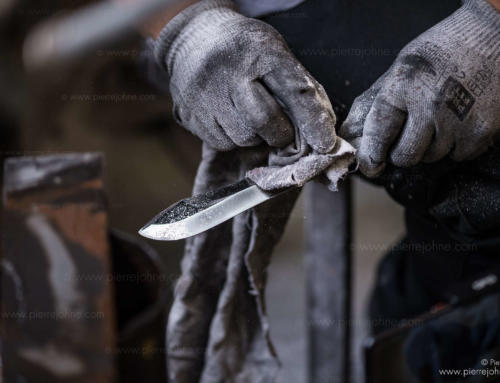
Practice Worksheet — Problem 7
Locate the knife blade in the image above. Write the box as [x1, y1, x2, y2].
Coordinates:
[138, 179, 291, 241]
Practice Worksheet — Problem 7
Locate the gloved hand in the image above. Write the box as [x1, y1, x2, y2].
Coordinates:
[339, 0, 500, 178]
[153, 0, 337, 152]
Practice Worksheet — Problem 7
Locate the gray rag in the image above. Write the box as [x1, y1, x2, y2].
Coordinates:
[248, 135, 355, 191]
[167, 138, 355, 383]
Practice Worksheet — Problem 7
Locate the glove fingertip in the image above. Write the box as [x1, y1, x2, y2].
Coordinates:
[198, 125, 237, 152]
[304, 111, 338, 153]
[357, 137, 387, 178]
[358, 155, 386, 178]
[308, 133, 337, 154]
[338, 119, 362, 143]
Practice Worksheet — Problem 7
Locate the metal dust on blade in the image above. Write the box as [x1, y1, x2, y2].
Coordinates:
[139, 179, 281, 241]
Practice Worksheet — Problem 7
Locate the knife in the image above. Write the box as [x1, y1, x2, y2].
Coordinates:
[138, 179, 292, 241]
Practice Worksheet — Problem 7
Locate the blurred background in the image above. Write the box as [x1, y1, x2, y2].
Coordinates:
[0, 0, 405, 381]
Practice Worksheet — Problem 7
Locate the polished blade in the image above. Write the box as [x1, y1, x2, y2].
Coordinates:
[138, 179, 284, 241]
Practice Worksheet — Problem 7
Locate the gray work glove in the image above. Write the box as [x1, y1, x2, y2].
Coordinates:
[340, 0, 500, 178]
[153, 0, 337, 153]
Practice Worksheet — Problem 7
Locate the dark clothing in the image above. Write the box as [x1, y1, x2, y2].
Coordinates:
[264, 0, 463, 116]
[404, 291, 500, 382]
[371, 147, 500, 335]
[267, 0, 500, 336]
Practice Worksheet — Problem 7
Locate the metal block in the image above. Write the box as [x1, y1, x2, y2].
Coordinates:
[305, 180, 352, 383]
[2, 153, 116, 382]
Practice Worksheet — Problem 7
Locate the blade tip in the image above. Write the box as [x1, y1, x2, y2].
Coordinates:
[138, 225, 155, 240]
[137, 224, 182, 241]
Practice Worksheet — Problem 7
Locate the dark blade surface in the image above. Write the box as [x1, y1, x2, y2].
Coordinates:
[139, 179, 287, 241]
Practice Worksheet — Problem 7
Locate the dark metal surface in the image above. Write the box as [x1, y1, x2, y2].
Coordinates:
[139, 179, 289, 241]
[2, 153, 116, 382]
[110, 230, 169, 383]
[145, 179, 253, 226]
[305, 180, 351, 383]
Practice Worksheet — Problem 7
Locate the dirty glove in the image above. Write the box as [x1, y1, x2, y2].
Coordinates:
[153, 0, 337, 152]
[340, 0, 500, 178]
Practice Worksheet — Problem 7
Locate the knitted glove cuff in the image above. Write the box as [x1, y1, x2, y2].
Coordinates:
[447, 0, 500, 61]
[465, 0, 500, 25]
[153, 0, 237, 74]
